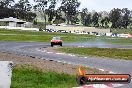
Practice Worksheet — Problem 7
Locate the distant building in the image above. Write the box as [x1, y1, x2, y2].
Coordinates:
[0, 17, 26, 27]
[0, 17, 38, 31]
[0, 17, 33, 28]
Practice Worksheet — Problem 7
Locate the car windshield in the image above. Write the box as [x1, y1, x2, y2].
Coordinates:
[52, 37, 60, 40]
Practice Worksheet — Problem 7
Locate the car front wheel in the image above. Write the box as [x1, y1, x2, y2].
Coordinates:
[51, 43, 54, 47]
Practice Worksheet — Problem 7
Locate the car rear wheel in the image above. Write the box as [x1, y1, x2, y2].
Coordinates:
[60, 43, 62, 46]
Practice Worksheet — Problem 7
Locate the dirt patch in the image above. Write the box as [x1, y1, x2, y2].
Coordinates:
[0, 52, 108, 75]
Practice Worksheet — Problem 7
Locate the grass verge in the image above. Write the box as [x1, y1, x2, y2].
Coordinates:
[111, 29, 132, 34]
[101, 37, 132, 45]
[11, 65, 77, 88]
[58, 47, 132, 60]
[1, 29, 132, 45]
[0, 29, 94, 42]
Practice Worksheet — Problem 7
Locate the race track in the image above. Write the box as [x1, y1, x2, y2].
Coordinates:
[0, 41, 131, 88]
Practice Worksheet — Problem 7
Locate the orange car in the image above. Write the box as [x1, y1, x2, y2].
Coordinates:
[51, 37, 62, 47]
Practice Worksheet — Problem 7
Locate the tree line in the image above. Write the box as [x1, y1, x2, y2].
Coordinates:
[0, 0, 36, 22]
[81, 8, 132, 29]
[0, 0, 132, 29]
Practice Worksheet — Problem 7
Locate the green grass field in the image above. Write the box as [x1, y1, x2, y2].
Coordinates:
[11, 65, 77, 88]
[111, 29, 132, 34]
[101, 37, 132, 45]
[58, 47, 132, 60]
[0, 29, 132, 45]
[0, 29, 95, 42]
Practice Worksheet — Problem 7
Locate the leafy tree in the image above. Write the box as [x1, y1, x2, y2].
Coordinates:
[70, 10, 80, 24]
[53, 9, 65, 25]
[92, 12, 99, 27]
[34, 0, 48, 29]
[60, 0, 80, 24]
[100, 16, 110, 28]
[100, 18, 105, 27]
[0, 7, 15, 18]
[130, 11, 132, 29]
[13, 0, 36, 21]
[81, 8, 91, 26]
[14, 0, 31, 11]
[33, 19, 37, 25]
[81, 8, 88, 26]
[0, 0, 14, 8]
[46, 9, 56, 24]
[0, 0, 15, 18]
[121, 8, 131, 28]
[46, 0, 56, 24]
[109, 8, 122, 28]
[34, 0, 58, 28]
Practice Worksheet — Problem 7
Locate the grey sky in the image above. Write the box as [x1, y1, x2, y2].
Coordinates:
[14, 0, 132, 12]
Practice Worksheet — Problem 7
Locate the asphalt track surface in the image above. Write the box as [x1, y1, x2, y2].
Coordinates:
[0, 41, 131, 88]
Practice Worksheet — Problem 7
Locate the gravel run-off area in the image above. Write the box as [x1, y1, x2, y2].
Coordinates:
[0, 51, 108, 75]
